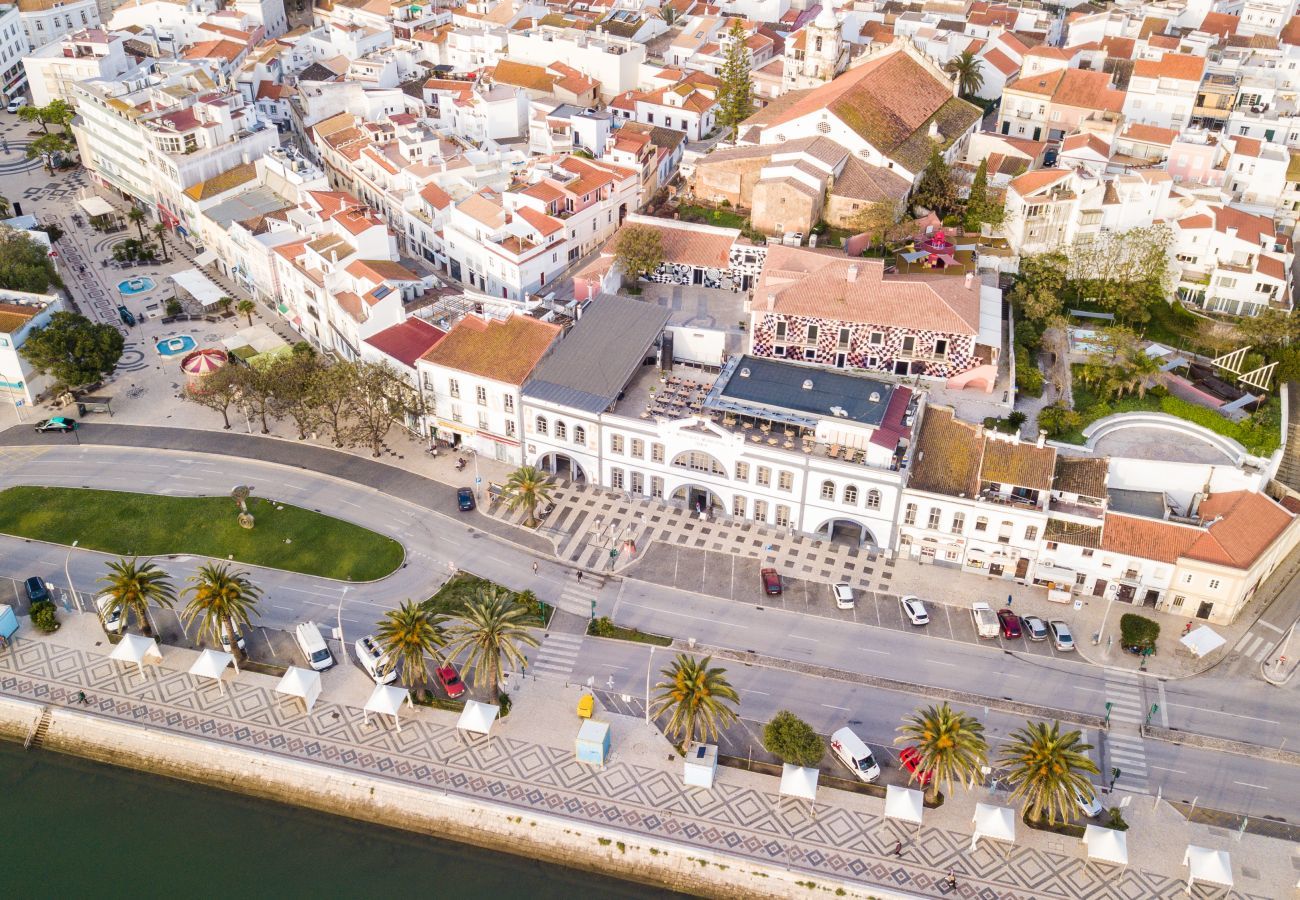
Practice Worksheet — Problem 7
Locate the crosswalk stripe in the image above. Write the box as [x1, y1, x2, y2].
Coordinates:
[1237, 634, 1263, 657]
[544, 634, 585, 646]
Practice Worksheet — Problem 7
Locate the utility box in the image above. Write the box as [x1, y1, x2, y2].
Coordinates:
[575, 719, 610, 766]
[0, 604, 18, 644]
[683, 742, 718, 789]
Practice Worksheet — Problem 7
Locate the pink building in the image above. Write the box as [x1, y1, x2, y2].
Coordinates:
[1168, 133, 1224, 187]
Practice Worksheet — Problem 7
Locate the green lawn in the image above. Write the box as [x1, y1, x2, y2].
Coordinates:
[588, 616, 673, 646]
[0, 486, 403, 581]
[423, 572, 547, 625]
[675, 203, 748, 230]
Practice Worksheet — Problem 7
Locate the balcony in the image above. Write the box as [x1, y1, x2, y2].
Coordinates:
[978, 488, 1042, 511]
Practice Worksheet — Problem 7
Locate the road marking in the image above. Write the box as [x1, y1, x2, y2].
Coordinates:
[789, 635, 818, 642]
[623, 601, 747, 627]
[1157, 681, 1169, 728]
[1257, 620, 1284, 634]
[1176, 705, 1278, 725]
[1232, 781, 1269, 790]
[857, 647, 890, 655]
[820, 703, 850, 711]
[927, 660, 958, 667]
[744, 689, 771, 697]
[1147, 765, 1187, 774]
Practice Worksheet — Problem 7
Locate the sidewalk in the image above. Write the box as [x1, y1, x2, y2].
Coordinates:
[0, 611, 1288, 899]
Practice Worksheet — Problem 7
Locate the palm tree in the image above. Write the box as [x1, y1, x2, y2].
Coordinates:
[181, 563, 262, 662]
[945, 50, 984, 99]
[97, 557, 176, 635]
[443, 587, 539, 696]
[237, 298, 256, 326]
[152, 222, 169, 261]
[0, 196, 10, 218]
[895, 703, 988, 800]
[650, 654, 740, 748]
[998, 720, 1099, 825]
[501, 465, 554, 527]
[376, 600, 445, 687]
[126, 206, 147, 242]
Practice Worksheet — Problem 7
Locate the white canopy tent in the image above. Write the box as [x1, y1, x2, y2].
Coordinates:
[77, 196, 115, 218]
[884, 785, 924, 837]
[971, 803, 1016, 854]
[193, 249, 218, 267]
[276, 666, 322, 713]
[1184, 846, 1233, 892]
[363, 684, 411, 732]
[109, 633, 163, 682]
[1081, 825, 1128, 868]
[168, 268, 226, 307]
[456, 700, 499, 737]
[188, 649, 234, 694]
[1181, 626, 1226, 658]
[778, 764, 819, 803]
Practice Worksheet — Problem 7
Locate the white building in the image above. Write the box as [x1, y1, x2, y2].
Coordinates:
[22, 27, 132, 107]
[0, 2, 30, 106]
[505, 25, 645, 101]
[1172, 204, 1293, 316]
[1121, 53, 1204, 132]
[0, 288, 63, 403]
[17, 0, 98, 50]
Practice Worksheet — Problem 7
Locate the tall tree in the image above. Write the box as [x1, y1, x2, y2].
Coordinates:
[97, 558, 176, 636]
[43, 99, 75, 138]
[846, 199, 903, 255]
[181, 563, 262, 662]
[1069, 225, 1172, 324]
[895, 703, 988, 801]
[376, 600, 446, 688]
[945, 49, 984, 98]
[1009, 252, 1069, 325]
[911, 143, 959, 217]
[998, 720, 1099, 826]
[184, 362, 242, 429]
[613, 224, 665, 283]
[1079, 325, 1161, 400]
[19, 311, 123, 392]
[232, 360, 279, 433]
[151, 222, 169, 262]
[17, 104, 48, 134]
[126, 207, 147, 242]
[314, 360, 357, 447]
[1236, 307, 1300, 349]
[762, 710, 825, 767]
[0, 227, 63, 293]
[651, 653, 740, 748]
[346, 360, 403, 457]
[268, 352, 326, 440]
[715, 20, 755, 139]
[964, 159, 1003, 232]
[236, 298, 256, 326]
[501, 465, 554, 527]
[443, 587, 540, 696]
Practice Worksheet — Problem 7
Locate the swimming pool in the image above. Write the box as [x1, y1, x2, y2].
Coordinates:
[155, 335, 196, 357]
[118, 277, 156, 295]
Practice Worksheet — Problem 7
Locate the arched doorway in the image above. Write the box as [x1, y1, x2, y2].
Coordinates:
[815, 517, 876, 548]
[670, 484, 723, 515]
[537, 452, 587, 484]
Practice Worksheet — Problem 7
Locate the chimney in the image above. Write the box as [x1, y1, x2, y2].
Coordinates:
[964, 271, 973, 288]
[847, 264, 859, 282]
[928, 120, 940, 139]
[1036, 430, 1046, 448]
[1225, 226, 1238, 240]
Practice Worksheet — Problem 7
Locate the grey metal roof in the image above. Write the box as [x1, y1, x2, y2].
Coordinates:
[523, 296, 670, 413]
[1107, 488, 1167, 519]
[708, 355, 894, 427]
[204, 187, 294, 229]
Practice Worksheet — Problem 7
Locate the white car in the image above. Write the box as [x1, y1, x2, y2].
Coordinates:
[220, 621, 247, 653]
[6, 97, 26, 113]
[900, 595, 930, 626]
[355, 635, 397, 685]
[1074, 784, 1102, 818]
[1050, 620, 1075, 652]
[831, 583, 855, 609]
[95, 594, 124, 634]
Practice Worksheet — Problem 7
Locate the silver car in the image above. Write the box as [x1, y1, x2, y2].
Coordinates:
[1050, 620, 1075, 651]
[1023, 615, 1049, 642]
[832, 583, 855, 609]
[900, 595, 930, 625]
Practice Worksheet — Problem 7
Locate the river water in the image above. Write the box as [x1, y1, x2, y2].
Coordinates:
[0, 742, 690, 899]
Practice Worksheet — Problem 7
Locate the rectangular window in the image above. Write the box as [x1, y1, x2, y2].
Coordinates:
[631, 471, 644, 494]
[975, 516, 988, 532]
[651, 443, 665, 463]
[477, 412, 489, 430]
[631, 438, 644, 459]
[503, 394, 514, 413]
[927, 507, 941, 529]
[735, 462, 750, 481]
[610, 467, 624, 489]
[869, 331, 883, 345]
[1082, 549, 1094, 558]
[934, 339, 948, 357]
[651, 476, 664, 499]
[774, 320, 786, 338]
[732, 495, 746, 517]
[778, 471, 793, 492]
[505, 419, 516, 437]
[448, 378, 460, 399]
[904, 504, 918, 526]
[753, 499, 768, 522]
[1208, 578, 1220, 590]
[1172, 594, 1185, 608]
[1076, 573, 1087, 586]
[451, 404, 463, 423]
[610, 434, 624, 454]
[1025, 526, 1038, 542]
[951, 512, 965, 534]
[775, 505, 791, 527]
[475, 385, 487, 406]
[756, 466, 771, 487]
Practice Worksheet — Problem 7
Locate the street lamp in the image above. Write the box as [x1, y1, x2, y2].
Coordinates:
[336, 585, 350, 666]
[64, 540, 80, 612]
[644, 645, 655, 725]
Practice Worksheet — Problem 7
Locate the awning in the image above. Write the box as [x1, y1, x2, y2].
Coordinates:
[1082, 825, 1128, 867]
[168, 268, 226, 307]
[1181, 626, 1226, 658]
[78, 196, 116, 217]
[276, 666, 322, 713]
[363, 684, 410, 732]
[971, 802, 1016, 852]
[778, 764, 818, 801]
[109, 633, 163, 682]
[193, 249, 218, 267]
[188, 649, 234, 693]
[884, 784, 924, 826]
[457, 699, 499, 736]
[1184, 845, 1232, 890]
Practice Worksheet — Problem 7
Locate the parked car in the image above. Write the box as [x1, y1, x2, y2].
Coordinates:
[899, 595, 929, 625]
[760, 567, 782, 596]
[435, 663, 465, 699]
[1022, 615, 1049, 642]
[94, 594, 123, 634]
[7, 96, 27, 113]
[997, 608, 1022, 639]
[898, 745, 934, 788]
[1050, 620, 1075, 652]
[1073, 783, 1103, 819]
[34, 417, 76, 433]
[831, 583, 855, 610]
[830, 726, 880, 783]
[294, 621, 334, 670]
[219, 620, 247, 653]
[117, 305, 136, 326]
[23, 576, 48, 603]
[355, 635, 397, 685]
[456, 487, 475, 512]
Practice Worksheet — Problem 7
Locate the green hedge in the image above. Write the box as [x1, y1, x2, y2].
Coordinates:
[1014, 340, 1043, 397]
[1119, 613, 1160, 650]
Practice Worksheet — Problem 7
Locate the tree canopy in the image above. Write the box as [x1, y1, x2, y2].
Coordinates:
[0, 227, 63, 294]
[614, 224, 665, 281]
[911, 144, 959, 217]
[715, 21, 755, 138]
[762, 711, 825, 767]
[19, 311, 124, 392]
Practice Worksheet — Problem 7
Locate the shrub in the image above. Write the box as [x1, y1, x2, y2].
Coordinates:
[29, 600, 60, 633]
[165, 299, 183, 316]
[1105, 807, 1129, 831]
[1119, 613, 1160, 650]
[1007, 410, 1027, 429]
[497, 690, 512, 718]
[589, 616, 617, 638]
[1014, 340, 1044, 397]
[762, 710, 825, 767]
[1038, 404, 1082, 438]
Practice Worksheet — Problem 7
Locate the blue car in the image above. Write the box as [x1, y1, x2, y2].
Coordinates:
[457, 487, 475, 512]
[24, 577, 49, 603]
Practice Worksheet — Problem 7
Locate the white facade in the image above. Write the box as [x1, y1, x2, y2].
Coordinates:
[0, 290, 62, 403]
[22, 27, 132, 107]
[18, 0, 98, 50]
[0, 2, 29, 104]
[506, 27, 645, 101]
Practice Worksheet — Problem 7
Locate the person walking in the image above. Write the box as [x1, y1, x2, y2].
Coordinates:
[946, 870, 958, 890]
[892, 840, 902, 857]
[532, 561, 539, 576]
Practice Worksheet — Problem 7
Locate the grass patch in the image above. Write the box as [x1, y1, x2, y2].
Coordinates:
[587, 616, 673, 646]
[0, 486, 403, 580]
[424, 571, 548, 625]
[675, 203, 748, 230]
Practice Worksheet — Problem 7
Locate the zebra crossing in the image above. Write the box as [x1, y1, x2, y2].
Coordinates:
[529, 632, 584, 680]
[555, 576, 601, 617]
[1233, 626, 1281, 663]
[1103, 670, 1150, 795]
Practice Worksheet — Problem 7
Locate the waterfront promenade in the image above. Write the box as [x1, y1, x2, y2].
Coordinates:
[0, 615, 1287, 899]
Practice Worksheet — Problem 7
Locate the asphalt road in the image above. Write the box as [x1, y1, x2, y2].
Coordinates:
[2, 437, 1298, 823]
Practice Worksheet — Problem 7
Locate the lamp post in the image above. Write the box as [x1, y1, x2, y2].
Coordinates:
[64, 540, 80, 612]
[1094, 589, 1117, 650]
[644, 645, 655, 725]
[336, 585, 350, 666]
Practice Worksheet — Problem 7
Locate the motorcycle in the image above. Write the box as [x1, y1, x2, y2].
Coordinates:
[455, 457, 467, 471]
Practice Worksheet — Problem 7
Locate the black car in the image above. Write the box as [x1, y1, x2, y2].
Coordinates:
[457, 487, 475, 512]
[117, 305, 136, 326]
[24, 576, 49, 603]
[34, 417, 77, 433]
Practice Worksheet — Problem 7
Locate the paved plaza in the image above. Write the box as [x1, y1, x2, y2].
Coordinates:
[0, 616, 1288, 899]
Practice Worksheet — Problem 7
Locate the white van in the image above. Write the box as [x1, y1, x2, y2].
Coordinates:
[95, 594, 124, 634]
[830, 726, 881, 783]
[6, 96, 27, 114]
[295, 622, 334, 671]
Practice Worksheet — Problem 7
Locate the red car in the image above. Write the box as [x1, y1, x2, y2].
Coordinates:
[760, 567, 782, 596]
[899, 746, 934, 787]
[436, 664, 466, 699]
[997, 608, 1022, 639]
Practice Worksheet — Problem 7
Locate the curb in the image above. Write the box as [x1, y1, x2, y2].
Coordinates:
[1141, 723, 1300, 767]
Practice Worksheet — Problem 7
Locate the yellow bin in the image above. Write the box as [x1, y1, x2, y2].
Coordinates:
[576, 694, 595, 719]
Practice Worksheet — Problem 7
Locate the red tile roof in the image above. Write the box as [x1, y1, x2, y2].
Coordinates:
[1188, 491, 1293, 568]
[363, 318, 446, 368]
[420, 314, 560, 385]
[1133, 53, 1205, 82]
[1102, 513, 1202, 564]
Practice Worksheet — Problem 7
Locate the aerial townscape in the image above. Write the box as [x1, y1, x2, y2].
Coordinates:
[2, 0, 1300, 895]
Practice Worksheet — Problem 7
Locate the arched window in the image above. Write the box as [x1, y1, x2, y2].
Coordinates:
[843, 484, 858, 505]
[865, 489, 881, 510]
[670, 450, 727, 476]
[555, 420, 567, 441]
[820, 480, 836, 501]
[535, 416, 548, 436]
[573, 425, 586, 445]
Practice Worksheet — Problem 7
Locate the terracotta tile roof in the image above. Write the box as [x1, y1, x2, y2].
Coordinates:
[1099, 36, 1136, 59]
[419, 183, 453, 210]
[1103, 513, 1202, 564]
[335, 291, 366, 323]
[345, 259, 421, 283]
[1258, 255, 1286, 281]
[1210, 205, 1277, 245]
[1009, 168, 1072, 197]
[363, 317, 446, 368]
[1008, 68, 1064, 97]
[1187, 491, 1293, 568]
[516, 205, 563, 237]
[183, 162, 257, 201]
[829, 156, 911, 203]
[332, 205, 386, 236]
[1061, 132, 1110, 157]
[1133, 53, 1205, 82]
[620, 216, 737, 269]
[0, 302, 39, 334]
[421, 314, 560, 385]
[183, 40, 246, 62]
[909, 406, 983, 497]
[491, 60, 558, 93]
[982, 48, 1019, 77]
[1053, 457, 1108, 498]
[1229, 136, 1262, 158]
[458, 193, 505, 229]
[981, 436, 1055, 490]
[1054, 69, 1124, 111]
[1121, 123, 1177, 146]
[1282, 14, 1300, 46]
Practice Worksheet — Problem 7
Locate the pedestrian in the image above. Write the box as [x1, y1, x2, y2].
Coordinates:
[946, 870, 958, 890]
[892, 840, 902, 857]
[532, 561, 539, 575]
[75, 690, 89, 705]
[1006, 594, 1013, 607]
[576, 570, 583, 582]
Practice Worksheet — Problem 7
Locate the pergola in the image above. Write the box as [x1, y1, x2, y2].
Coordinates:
[456, 700, 499, 738]
[1184, 846, 1233, 893]
[188, 649, 234, 695]
[363, 684, 411, 732]
[109, 633, 163, 682]
[276, 666, 322, 713]
[970, 803, 1016, 855]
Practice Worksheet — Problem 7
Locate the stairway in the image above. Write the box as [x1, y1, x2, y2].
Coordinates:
[1274, 384, 1300, 493]
[24, 706, 52, 750]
